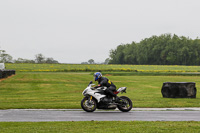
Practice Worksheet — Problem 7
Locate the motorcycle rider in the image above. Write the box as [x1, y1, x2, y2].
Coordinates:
[93, 72, 119, 102]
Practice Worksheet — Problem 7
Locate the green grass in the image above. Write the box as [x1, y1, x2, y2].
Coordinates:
[0, 72, 200, 109]
[0, 121, 200, 133]
[5, 63, 200, 72]
[103, 71, 200, 76]
[1, 70, 200, 132]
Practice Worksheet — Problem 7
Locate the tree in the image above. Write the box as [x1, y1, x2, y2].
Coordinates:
[0, 49, 13, 63]
[109, 45, 126, 64]
[81, 62, 88, 64]
[35, 53, 45, 63]
[14, 58, 35, 63]
[45, 57, 59, 64]
[88, 59, 95, 64]
[35, 54, 59, 64]
[104, 58, 110, 64]
[109, 49, 117, 64]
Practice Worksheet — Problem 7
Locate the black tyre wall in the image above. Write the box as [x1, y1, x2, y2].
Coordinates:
[161, 82, 196, 98]
[0, 70, 15, 79]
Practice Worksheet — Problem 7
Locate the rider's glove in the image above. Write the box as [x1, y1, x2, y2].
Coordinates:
[94, 84, 101, 88]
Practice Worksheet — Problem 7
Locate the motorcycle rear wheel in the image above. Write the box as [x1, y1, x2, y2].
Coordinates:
[117, 96, 132, 112]
[81, 97, 97, 112]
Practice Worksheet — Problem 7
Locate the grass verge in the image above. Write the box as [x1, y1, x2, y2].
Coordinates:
[0, 72, 200, 109]
[102, 72, 200, 76]
[1, 121, 200, 133]
[5, 63, 200, 73]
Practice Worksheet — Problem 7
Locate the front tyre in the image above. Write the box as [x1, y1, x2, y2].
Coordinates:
[117, 96, 132, 112]
[81, 97, 97, 112]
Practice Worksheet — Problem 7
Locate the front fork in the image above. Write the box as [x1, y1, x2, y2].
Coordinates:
[86, 96, 93, 106]
[89, 96, 92, 101]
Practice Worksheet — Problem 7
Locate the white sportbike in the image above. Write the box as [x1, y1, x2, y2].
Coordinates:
[81, 81, 133, 112]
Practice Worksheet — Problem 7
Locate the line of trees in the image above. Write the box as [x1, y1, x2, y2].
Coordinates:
[14, 53, 59, 64]
[0, 49, 59, 64]
[109, 34, 200, 65]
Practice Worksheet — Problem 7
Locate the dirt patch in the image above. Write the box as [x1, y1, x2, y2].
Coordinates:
[0, 75, 15, 82]
[40, 84, 52, 87]
[65, 84, 76, 87]
[104, 74, 112, 76]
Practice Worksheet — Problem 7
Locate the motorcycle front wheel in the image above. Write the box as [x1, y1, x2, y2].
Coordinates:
[81, 96, 97, 112]
[117, 96, 132, 112]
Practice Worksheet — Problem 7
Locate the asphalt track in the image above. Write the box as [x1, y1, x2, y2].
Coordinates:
[1, 109, 200, 122]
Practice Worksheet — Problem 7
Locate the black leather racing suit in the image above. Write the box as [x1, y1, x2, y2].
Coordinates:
[97, 77, 117, 97]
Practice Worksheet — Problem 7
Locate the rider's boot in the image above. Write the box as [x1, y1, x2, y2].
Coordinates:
[105, 89, 120, 103]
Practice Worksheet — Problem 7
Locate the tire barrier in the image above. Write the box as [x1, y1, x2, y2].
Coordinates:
[161, 82, 196, 98]
[0, 70, 16, 79]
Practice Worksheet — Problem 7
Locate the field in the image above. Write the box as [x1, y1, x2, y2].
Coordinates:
[1, 64, 200, 132]
[0, 71, 200, 109]
[5, 63, 200, 73]
[1, 121, 200, 133]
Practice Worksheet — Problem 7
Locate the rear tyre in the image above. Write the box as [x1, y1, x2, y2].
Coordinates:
[117, 96, 132, 112]
[81, 97, 97, 112]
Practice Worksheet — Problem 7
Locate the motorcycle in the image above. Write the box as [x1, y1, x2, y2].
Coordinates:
[81, 81, 132, 112]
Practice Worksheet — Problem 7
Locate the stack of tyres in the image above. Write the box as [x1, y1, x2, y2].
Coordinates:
[2, 70, 8, 78]
[0, 70, 16, 79]
[0, 63, 15, 79]
[0, 70, 2, 79]
[161, 82, 196, 98]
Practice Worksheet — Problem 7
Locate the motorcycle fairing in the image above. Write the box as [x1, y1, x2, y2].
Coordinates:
[86, 88, 106, 103]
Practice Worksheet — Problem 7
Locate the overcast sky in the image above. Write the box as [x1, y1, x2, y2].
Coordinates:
[0, 0, 200, 63]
